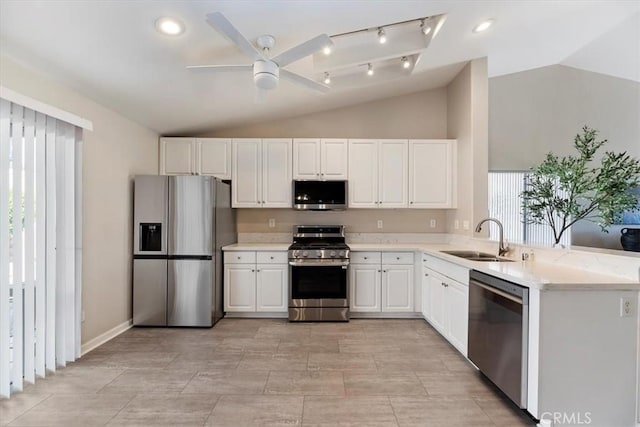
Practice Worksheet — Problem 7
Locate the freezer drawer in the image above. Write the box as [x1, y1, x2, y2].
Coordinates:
[133, 259, 167, 326]
[168, 259, 213, 327]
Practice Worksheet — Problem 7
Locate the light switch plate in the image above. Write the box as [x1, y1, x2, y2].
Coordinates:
[268, 218, 276, 228]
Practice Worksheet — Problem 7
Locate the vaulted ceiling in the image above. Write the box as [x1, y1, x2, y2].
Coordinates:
[1, 1, 638, 135]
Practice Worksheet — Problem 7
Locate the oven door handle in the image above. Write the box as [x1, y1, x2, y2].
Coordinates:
[289, 260, 349, 267]
[472, 280, 523, 304]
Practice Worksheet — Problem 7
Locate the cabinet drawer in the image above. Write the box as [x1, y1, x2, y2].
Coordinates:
[423, 253, 469, 285]
[256, 251, 288, 264]
[350, 252, 381, 264]
[382, 252, 414, 265]
[225, 251, 256, 264]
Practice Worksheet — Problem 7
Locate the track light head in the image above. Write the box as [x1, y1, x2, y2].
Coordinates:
[401, 56, 411, 69]
[377, 27, 387, 44]
[323, 72, 331, 84]
[367, 63, 374, 76]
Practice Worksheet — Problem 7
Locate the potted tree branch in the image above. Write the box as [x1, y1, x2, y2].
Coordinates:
[521, 126, 640, 246]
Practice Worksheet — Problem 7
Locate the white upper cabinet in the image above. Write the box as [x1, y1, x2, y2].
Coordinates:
[378, 139, 408, 208]
[160, 137, 231, 179]
[232, 138, 262, 208]
[262, 138, 292, 207]
[348, 139, 408, 208]
[160, 137, 195, 175]
[197, 138, 231, 179]
[409, 139, 457, 208]
[293, 138, 347, 180]
[232, 138, 292, 208]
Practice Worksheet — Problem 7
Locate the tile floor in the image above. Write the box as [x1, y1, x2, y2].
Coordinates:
[1, 318, 535, 426]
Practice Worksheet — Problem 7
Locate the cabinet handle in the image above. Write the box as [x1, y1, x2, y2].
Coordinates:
[378, 270, 381, 273]
[237, 256, 241, 260]
[383, 270, 387, 273]
[410, 201, 413, 204]
[424, 273, 428, 277]
[252, 269, 255, 272]
[270, 256, 274, 260]
[256, 269, 260, 272]
[396, 257, 400, 260]
[364, 257, 368, 260]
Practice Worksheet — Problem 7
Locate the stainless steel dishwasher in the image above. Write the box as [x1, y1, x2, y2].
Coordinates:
[468, 270, 529, 408]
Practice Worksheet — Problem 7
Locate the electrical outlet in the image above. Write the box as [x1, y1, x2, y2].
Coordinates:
[429, 219, 437, 228]
[454, 219, 460, 229]
[620, 297, 633, 317]
[463, 220, 470, 230]
[268, 218, 276, 228]
[377, 220, 383, 229]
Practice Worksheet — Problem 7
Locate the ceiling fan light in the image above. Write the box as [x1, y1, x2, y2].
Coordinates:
[155, 17, 184, 35]
[254, 60, 279, 90]
[473, 19, 494, 33]
[377, 28, 387, 44]
[323, 72, 331, 84]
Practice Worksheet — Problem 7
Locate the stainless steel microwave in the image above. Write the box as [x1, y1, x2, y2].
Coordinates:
[293, 180, 347, 210]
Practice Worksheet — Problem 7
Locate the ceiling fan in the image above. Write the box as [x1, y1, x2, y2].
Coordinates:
[188, 12, 333, 101]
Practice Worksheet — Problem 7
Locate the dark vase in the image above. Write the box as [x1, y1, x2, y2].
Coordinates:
[620, 228, 640, 252]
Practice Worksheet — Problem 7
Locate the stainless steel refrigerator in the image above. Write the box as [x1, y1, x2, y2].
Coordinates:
[132, 175, 236, 327]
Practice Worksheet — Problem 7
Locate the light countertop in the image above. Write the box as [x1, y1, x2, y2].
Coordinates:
[222, 242, 640, 291]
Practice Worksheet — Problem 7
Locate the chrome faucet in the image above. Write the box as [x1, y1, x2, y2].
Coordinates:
[475, 218, 510, 256]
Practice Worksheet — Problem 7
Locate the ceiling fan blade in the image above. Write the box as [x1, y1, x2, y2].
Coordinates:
[186, 64, 253, 72]
[280, 69, 330, 93]
[272, 34, 332, 67]
[206, 12, 264, 61]
[254, 87, 268, 104]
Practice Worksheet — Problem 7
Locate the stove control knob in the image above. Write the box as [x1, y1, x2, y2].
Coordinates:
[316, 250, 322, 257]
[339, 250, 345, 257]
[330, 251, 337, 257]
[302, 251, 308, 257]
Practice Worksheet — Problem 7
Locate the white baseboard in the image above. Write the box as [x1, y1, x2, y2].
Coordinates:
[224, 313, 288, 318]
[350, 312, 422, 319]
[80, 319, 133, 356]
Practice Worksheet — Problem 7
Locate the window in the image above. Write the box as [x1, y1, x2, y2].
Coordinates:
[488, 172, 571, 247]
[1, 96, 84, 398]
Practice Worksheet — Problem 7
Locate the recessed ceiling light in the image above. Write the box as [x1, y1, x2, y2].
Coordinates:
[155, 17, 185, 36]
[473, 19, 494, 33]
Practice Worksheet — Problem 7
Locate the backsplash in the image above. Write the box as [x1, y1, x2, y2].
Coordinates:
[236, 208, 448, 233]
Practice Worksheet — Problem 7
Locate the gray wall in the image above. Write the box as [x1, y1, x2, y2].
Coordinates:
[489, 65, 640, 249]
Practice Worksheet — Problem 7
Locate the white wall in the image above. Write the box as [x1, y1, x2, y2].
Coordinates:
[446, 58, 489, 237]
[0, 55, 159, 344]
[489, 65, 640, 249]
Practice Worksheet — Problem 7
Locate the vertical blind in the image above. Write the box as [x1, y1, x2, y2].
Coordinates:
[0, 97, 82, 398]
[488, 172, 571, 247]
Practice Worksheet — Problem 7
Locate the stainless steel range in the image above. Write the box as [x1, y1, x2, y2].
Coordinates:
[288, 225, 350, 322]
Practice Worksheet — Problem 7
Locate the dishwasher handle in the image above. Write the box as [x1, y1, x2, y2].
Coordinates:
[471, 280, 523, 305]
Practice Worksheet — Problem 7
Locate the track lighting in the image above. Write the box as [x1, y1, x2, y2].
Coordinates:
[420, 19, 431, 36]
[323, 72, 331, 84]
[401, 56, 411, 69]
[323, 45, 332, 55]
[377, 27, 387, 44]
[367, 63, 374, 76]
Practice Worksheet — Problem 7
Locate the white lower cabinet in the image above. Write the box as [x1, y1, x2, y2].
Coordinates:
[350, 252, 414, 314]
[422, 260, 469, 356]
[224, 251, 288, 313]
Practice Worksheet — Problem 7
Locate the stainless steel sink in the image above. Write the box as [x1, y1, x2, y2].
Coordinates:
[440, 250, 515, 263]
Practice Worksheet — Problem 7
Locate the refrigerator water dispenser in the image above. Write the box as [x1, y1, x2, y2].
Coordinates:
[140, 223, 162, 251]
